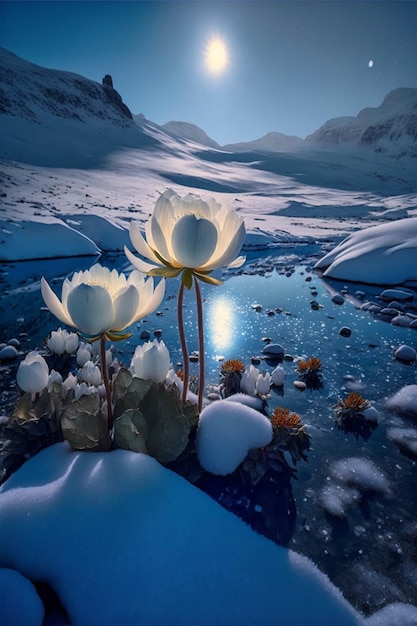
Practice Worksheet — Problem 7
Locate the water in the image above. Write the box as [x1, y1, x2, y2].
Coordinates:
[1, 250, 417, 615]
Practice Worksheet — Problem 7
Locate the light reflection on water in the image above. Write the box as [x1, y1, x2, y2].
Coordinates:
[1, 253, 417, 613]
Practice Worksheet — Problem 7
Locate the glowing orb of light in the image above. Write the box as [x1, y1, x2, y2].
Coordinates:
[368, 59, 374, 68]
[205, 37, 228, 74]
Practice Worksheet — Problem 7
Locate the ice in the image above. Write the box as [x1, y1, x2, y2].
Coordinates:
[196, 399, 272, 475]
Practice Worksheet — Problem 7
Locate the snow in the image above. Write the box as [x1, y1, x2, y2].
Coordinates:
[0, 568, 45, 626]
[386, 385, 417, 417]
[314, 218, 417, 285]
[329, 457, 391, 495]
[196, 399, 272, 475]
[0, 443, 364, 626]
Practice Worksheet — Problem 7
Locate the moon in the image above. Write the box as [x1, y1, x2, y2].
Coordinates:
[205, 37, 228, 74]
[368, 59, 374, 68]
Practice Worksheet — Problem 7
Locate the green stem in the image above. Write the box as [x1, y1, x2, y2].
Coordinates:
[177, 280, 189, 404]
[194, 277, 204, 413]
[100, 334, 113, 430]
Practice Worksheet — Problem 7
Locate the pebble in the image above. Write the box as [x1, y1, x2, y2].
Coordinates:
[140, 330, 151, 340]
[251, 303, 262, 312]
[331, 294, 345, 305]
[261, 337, 271, 343]
[339, 326, 352, 338]
[391, 315, 412, 328]
[355, 291, 366, 299]
[379, 289, 413, 302]
[153, 329, 163, 337]
[310, 300, 320, 310]
[207, 392, 221, 401]
[0, 345, 19, 361]
[251, 357, 261, 365]
[7, 338, 20, 348]
[394, 345, 417, 364]
[262, 343, 284, 357]
[189, 354, 199, 363]
[294, 380, 306, 391]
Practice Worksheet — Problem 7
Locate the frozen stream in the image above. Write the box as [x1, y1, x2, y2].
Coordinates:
[1, 250, 417, 616]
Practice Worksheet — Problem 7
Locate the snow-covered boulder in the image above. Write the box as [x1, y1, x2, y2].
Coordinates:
[196, 399, 272, 475]
[314, 218, 417, 285]
[386, 385, 417, 417]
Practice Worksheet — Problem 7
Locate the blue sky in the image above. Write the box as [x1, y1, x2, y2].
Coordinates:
[1, 1, 416, 144]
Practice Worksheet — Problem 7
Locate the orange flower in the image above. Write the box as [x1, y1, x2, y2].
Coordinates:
[298, 357, 322, 372]
[221, 359, 245, 373]
[335, 392, 371, 413]
[271, 406, 301, 429]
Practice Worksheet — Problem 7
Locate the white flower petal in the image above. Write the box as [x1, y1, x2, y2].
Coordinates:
[124, 246, 160, 274]
[134, 278, 165, 321]
[16, 351, 49, 393]
[171, 215, 218, 269]
[41, 277, 74, 328]
[203, 221, 246, 271]
[112, 284, 139, 331]
[129, 222, 160, 264]
[67, 284, 114, 336]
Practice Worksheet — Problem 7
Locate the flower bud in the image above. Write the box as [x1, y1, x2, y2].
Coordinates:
[16, 351, 49, 394]
[256, 372, 271, 395]
[240, 365, 259, 396]
[130, 340, 170, 383]
[78, 361, 102, 387]
[76, 343, 92, 367]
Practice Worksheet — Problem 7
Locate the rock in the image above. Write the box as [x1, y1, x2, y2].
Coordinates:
[339, 326, 352, 338]
[394, 345, 417, 364]
[251, 357, 261, 366]
[310, 300, 320, 310]
[380, 308, 399, 317]
[261, 343, 284, 357]
[355, 291, 366, 299]
[140, 330, 151, 340]
[331, 294, 345, 305]
[391, 315, 412, 327]
[102, 74, 113, 87]
[293, 380, 306, 391]
[379, 289, 414, 302]
[153, 329, 163, 337]
[7, 338, 20, 348]
[0, 345, 19, 361]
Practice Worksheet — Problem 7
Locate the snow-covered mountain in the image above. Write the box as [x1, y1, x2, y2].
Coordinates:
[0, 47, 163, 167]
[222, 132, 303, 153]
[305, 88, 417, 159]
[161, 121, 220, 149]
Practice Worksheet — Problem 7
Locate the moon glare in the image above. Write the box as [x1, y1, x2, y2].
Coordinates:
[205, 37, 228, 74]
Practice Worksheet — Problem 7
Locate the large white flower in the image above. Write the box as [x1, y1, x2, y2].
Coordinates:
[124, 189, 246, 286]
[41, 264, 165, 340]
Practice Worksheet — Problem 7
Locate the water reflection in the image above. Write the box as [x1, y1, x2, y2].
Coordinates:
[207, 296, 236, 351]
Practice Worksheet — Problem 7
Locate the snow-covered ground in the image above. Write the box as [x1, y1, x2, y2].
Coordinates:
[1, 443, 417, 626]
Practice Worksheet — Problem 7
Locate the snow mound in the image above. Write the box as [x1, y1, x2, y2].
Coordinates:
[329, 457, 391, 495]
[0, 443, 364, 626]
[196, 399, 273, 475]
[0, 568, 44, 626]
[0, 219, 100, 261]
[64, 214, 130, 251]
[314, 218, 417, 285]
[386, 385, 417, 417]
[387, 428, 417, 458]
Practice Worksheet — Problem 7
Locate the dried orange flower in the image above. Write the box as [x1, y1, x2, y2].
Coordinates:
[176, 369, 184, 381]
[221, 359, 245, 373]
[335, 392, 371, 413]
[271, 406, 301, 429]
[298, 357, 322, 371]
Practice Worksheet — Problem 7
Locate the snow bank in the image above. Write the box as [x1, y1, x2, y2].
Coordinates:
[0, 443, 367, 626]
[0, 219, 100, 261]
[0, 568, 44, 626]
[386, 385, 417, 417]
[64, 214, 130, 251]
[314, 218, 417, 285]
[196, 399, 272, 475]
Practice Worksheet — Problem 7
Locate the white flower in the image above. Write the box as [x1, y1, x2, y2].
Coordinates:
[124, 190, 246, 286]
[256, 372, 271, 395]
[47, 327, 79, 355]
[76, 343, 92, 367]
[41, 264, 165, 339]
[271, 365, 285, 387]
[78, 361, 102, 387]
[74, 382, 97, 400]
[48, 369, 63, 389]
[63, 373, 77, 392]
[16, 351, 49, 394]
[130, 340, 170, 383]
[240, 365, 260, 396]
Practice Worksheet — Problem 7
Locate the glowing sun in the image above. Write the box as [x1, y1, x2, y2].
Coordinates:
[205, 37, 228, 74]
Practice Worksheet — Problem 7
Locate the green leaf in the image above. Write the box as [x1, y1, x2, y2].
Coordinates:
[11, 394, 36, 423]
[193, 271, 223, 286]
[114, 409, 149, 453]
[112, 368, 133, 404]
[61, 393, 111, 452]
[113, 376, 154, 420]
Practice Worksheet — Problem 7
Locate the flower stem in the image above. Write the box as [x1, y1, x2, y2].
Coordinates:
[177, 281, 189, 404]
[194, 277, 204, 413]
[100, 334, 113, 430]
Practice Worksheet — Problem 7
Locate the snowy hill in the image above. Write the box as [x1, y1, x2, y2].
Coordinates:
[305, 88, 417, 159]
[0, 47, 162, 167]
[222, 132, 303, 153]
[161, 120, 220, 149]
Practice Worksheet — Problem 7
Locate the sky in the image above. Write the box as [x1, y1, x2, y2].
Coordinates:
[1, 1, 417, 145]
